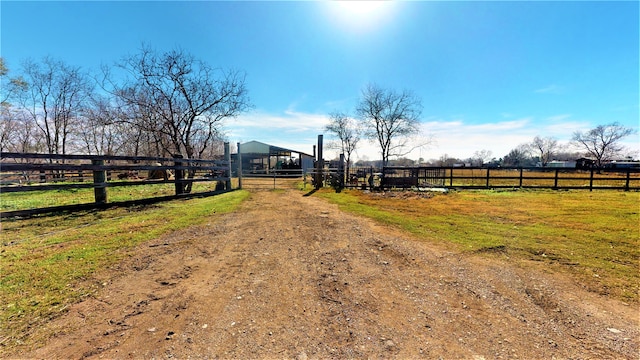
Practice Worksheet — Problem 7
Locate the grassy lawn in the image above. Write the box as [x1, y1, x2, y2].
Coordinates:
[314, 188, 639, 303]
[0, 190, 250, 349]
[0, 182, 222, 212]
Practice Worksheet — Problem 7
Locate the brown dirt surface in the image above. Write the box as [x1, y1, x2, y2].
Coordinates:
[10, 189, 639, 359]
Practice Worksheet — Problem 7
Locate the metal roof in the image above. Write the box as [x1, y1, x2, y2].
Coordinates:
[239, 141, 313, 158]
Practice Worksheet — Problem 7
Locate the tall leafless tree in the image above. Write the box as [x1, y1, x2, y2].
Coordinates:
[530, 136, 560, 166]
[108, 45, 251, 159]
[572, 122, 636, 167]
[80, 95, 131, 156]
[1, 57, 29, 152]
[17, 57, 93, 157]
[106, 45, 251, 192]
[325, 111, 361, 178]
[356, 84, 423, 168]
[472, 149, 493, 166]
[503, 144, 533, 167]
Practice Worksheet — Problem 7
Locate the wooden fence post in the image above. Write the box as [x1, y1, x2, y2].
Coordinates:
[554, 169, 559, 189]
[589, 168, 594, 192]
[486, 168, 491, 188]
[92, 159, 107, 204]
[174, 154, 184, 195]
[625, 170, 630, 191]
[315, 135, 323, 190]
[519, 168, 524, 188]
[449, 167, 454, 187]
[224, 142, 231, 190]
[237, 142, 242, 190]
[339, 153, 345, 189]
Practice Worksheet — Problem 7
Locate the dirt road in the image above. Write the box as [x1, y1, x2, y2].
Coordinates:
[19, 189, 639, 359]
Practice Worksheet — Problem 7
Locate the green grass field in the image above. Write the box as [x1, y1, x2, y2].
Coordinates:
[314, 189, 640, 303]
[1, 184, 638, 351]
[0, 190, 250, 349]
[0, 182, 223, 212]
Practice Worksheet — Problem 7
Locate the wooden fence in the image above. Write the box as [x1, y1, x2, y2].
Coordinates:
[0, 149, 234, 218]
[379, 166, 640, 191]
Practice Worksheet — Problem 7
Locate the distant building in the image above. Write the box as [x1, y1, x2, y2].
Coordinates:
[605, 161, 640, 169]
[576, 158, 595, 169]
[547, 160, 577, 168]
[233, 141, 315, 176]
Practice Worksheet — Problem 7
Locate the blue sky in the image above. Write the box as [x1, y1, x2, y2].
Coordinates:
[2, 1, 638, 161]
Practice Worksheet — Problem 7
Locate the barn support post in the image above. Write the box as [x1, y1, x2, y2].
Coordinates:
[174, 154, 185, 195]
[92, 159, 107, 204]
[237, 142, 243, 190]
[224, 142, 231, 190]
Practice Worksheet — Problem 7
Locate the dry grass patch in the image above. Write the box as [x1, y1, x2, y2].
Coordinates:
[315, 188, 639, 303]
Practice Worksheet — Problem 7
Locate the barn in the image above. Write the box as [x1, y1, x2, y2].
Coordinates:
[233, 141, 315, 176]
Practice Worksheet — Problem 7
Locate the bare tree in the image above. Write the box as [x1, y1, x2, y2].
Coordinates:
[17, 56, 93, 156]
[1, 57, 27, 106]
[530, 136, 559, 166]
[1, 57, 29, 152]
[106, 45, 251, 192]
[80, 95, 131, 155]
[503, 144, 533, 167]
[356, 83, 423, 167]
[324, 111, 361, 178]
[108, 45, 251, 159]
[572, 122, 636, 167]
[472, 149, 493, 166]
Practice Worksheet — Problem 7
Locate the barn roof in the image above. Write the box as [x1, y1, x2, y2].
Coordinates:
[239, 141, 313, 158]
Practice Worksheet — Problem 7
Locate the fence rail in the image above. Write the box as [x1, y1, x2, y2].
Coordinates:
[1, 150, 234, 218]
[377, 166, 640, 191]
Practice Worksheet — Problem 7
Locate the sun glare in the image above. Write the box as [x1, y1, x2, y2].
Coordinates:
[328, 1, 396, 32]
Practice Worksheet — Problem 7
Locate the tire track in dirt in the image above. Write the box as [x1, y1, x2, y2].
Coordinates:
[16, 189, 640, 359]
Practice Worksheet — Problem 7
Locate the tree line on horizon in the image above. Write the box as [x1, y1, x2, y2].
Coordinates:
[325, 89, 636, 174]
[1, 47, 636, 172]
[1, 46, 251, 163]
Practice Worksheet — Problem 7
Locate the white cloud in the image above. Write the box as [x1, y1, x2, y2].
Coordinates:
[224, 111, 640, 162]
[408, 118, 533, 161]
[224, 109, 330, 155]
[229, 109, 329, 134]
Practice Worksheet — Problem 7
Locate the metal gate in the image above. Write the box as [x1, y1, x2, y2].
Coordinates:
[417, 168, 446, 187]
[238, 169, 306, 190]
